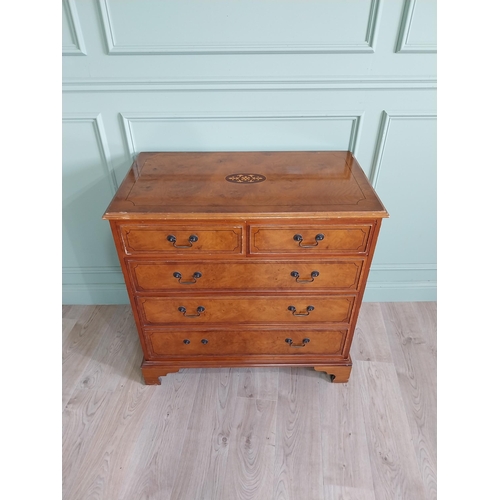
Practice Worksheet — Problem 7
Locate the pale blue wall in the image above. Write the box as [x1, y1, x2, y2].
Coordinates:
[62, 0, 436, 304]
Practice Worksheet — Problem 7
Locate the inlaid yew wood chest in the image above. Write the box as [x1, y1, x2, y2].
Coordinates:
[103, 151, 388, 384]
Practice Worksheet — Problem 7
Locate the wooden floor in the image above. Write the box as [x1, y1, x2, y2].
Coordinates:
[62, 302, 436, 500]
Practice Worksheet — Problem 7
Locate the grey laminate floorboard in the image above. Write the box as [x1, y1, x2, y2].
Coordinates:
[169, 368, 240, 500]
[116, 369, 202, 499]
[319, 363, 376, 500]
[62, 302, 437, 500]
[381, 302, 437, 500]
[62, 306, 116, 410]
[221, 396, 277, 500]
[274, 368, 325, 500]
[358, 361, 428, 500]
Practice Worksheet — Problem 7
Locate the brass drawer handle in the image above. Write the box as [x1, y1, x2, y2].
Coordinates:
[288, 305, 314, 317]
[285, 338, 310, 348]
[290, 270, 320, 283]
[173, 271, 202, 285]
[178, 306, 205, 317]
[166, 234, 198, 248]
[293, 233, 324, 248]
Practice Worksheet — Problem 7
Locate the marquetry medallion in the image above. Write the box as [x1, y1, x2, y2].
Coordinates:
[225, 173, 267, 184]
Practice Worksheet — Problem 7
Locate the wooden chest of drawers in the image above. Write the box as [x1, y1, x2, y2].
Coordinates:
[103, 151, 388, 384]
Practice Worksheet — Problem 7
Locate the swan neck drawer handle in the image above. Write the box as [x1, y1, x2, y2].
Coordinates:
[178, 306, 205, 317]
[166, 234, 198, 248]
[293, 233, 324, 248]
[173, 271, 202, 284]
[285, 338, 311, 348]
[290, 270, 319, 283]
[288, 305, 315, 317]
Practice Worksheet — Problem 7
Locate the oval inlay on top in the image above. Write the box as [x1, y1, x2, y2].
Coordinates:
[225, 173, 267, 184]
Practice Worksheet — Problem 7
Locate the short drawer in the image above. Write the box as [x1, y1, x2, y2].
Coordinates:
[120, 225, 243, 255]
[249, 225, 372, 254]
[128, 259, 365, 292]
[145, 329, 347, 357]
[137, 295, 355, 325]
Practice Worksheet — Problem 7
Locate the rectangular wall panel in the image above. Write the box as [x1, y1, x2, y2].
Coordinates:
[99, 0, 380, 54]
[396, 0, 437, 53]
[121, 113, 361, 156]
[62, 0, 86, 55]
[62, 114, 122, 303]
[365, 113, 437, 300]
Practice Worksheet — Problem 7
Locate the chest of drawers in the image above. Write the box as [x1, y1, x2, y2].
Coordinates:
[103, 151, 388, 384]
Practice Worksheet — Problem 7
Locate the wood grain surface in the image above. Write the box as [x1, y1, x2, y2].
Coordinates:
[103, 152, 389, 220]
[62, 302, 436, 500]
[138, 295, 355, 325]
[129, 259, 364, 292]
[103, 152, 387, 387]
[250, 225, 372, 254]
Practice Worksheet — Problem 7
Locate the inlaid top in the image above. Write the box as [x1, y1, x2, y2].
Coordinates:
[103, 151, 388, 220]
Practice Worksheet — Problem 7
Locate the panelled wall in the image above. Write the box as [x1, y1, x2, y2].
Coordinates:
[62, 0, 436, 304]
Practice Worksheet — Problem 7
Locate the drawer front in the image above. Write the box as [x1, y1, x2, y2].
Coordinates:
[128, 259, 364, 292]
[250, 225, 372, 254]
[120, 225, 243, 255]
[137, 295, 355, 325]
[146, 329, 347, 356]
